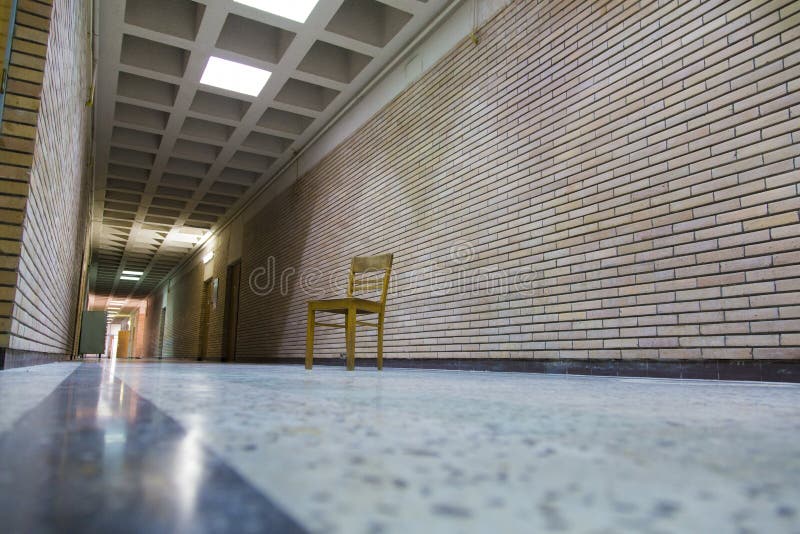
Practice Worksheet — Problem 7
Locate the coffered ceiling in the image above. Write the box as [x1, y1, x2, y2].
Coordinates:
[91, 0, 451, 298]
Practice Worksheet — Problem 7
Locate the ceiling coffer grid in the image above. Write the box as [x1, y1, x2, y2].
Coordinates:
[92, 0, 448, 299]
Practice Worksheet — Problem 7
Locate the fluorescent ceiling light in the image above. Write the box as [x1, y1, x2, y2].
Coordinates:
[169, 234, 200, 244]
[200, 57, 271, 97]
[168, 228, 208, 244]
[202, 251, 215, 264]
[120, 275, 140, 281]
[121, 270, 143, 276]
[234, 0, 319, 23]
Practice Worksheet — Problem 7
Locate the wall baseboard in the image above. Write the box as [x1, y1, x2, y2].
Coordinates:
[0, 349, 70, 370]
[36, 354, 796, 383]
[237, 357, 800, 383]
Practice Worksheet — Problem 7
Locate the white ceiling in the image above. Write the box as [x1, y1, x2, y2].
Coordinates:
[91, 0, 452, 298]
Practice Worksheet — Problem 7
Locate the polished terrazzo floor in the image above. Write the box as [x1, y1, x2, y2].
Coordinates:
[0, 362, 78, 434]
[1, 360, 799, 533]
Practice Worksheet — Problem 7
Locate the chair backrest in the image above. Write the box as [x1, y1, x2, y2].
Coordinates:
[347, 253, 393, 307]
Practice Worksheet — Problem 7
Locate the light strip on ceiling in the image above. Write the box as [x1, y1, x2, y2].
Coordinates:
[234, 0, 319, 23]
[200, 57, 271, 97]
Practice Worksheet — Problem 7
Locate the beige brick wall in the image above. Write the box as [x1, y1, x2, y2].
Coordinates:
[202, 224, 237, 359]
[142, 287, 164, 358]
[0, 0, 91, 357]
[154, 0, 800, 363]
[161, 263, 204, 358]
[143, 223, 237, 359]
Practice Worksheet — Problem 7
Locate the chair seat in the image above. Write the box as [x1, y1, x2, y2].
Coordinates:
[308, 297, 381, 314]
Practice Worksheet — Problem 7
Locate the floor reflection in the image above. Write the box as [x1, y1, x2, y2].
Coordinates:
[0, 363, 306, 534]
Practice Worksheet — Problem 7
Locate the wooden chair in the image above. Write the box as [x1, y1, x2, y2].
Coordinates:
[306, 253, 393, 371]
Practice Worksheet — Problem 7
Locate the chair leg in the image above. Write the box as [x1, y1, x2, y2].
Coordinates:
[305, 307, 315, 370]
[377, 312, 384, 371]
[345, 306, 356, 371]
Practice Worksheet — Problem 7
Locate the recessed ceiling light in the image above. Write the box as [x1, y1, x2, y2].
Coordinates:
[168, 234, 200, 244]
[120, 275, 140, 281]
[234, 0, 319, 23]
[121, 270, 143, 276]
[167, 228, 209, 244]
[200, 56, 271, 97]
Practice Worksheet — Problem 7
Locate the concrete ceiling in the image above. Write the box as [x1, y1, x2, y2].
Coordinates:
[91, 0, 451, 298]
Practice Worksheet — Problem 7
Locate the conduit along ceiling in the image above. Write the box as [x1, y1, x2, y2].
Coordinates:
[91, 0, 452, 307]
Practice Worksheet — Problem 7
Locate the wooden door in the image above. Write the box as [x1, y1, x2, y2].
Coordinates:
[199, 279, 212, 360]
[157, 307, 166, 358]
[222, 261, 241, 361]
[117, 330, 130, 359]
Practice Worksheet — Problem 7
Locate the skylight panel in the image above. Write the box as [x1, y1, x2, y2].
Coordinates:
[234, 0, 319, 23]
[200, 57, 271, 97]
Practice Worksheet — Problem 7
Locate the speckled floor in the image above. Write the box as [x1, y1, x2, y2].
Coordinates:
[0, 363, 304, 534]
[1, 361, 799, 533]
[0, 362, 79, 433]
[110, 362, 800, 534]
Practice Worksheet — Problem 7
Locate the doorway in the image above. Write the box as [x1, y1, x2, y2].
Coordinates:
[222, 261, 241, 361]
[199, 279, 212, 360]
[157, 306, 166, 359]
[117, 330, 131, 359]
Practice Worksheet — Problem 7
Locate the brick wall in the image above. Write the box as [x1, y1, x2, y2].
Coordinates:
[0, 0, 92, 365]
[161, 262, 204, 359]
[151, 0, 800, 364]
[143, 223, 237, 360]
[143, 287, 163, 357]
